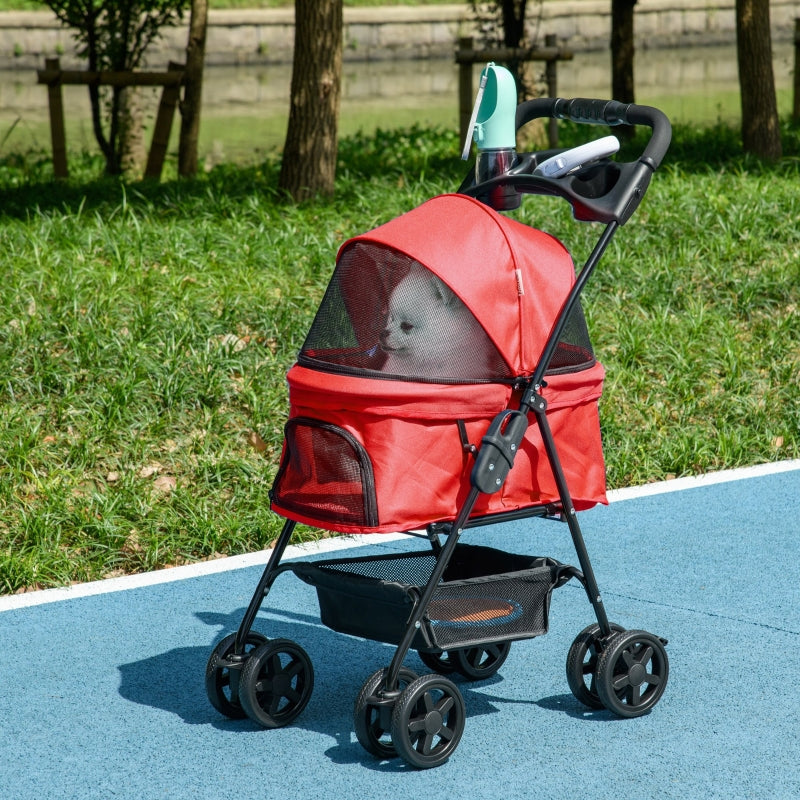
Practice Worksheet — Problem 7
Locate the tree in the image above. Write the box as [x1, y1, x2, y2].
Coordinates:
[611, 0, 636, 103]
[178, 0, 208, 177]
[278, 0, 343, 201]
[736, 0, 782, 160]
[43, 0, 189, 175]
[469, 1, 538, 99]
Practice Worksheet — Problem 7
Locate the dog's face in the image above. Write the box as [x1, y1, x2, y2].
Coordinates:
[379, 268, 476, 374]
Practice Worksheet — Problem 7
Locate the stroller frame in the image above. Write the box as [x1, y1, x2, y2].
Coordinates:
[206, 99, 672, 769]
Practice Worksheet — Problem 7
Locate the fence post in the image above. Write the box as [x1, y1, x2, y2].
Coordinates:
[794, 19, 800, 123]
[43, 57, 68, 178]
[544, 34, 559, 147]
[458, 36, 475, 151]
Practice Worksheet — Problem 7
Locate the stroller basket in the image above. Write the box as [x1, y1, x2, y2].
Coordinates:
[289, 543, 569, 651]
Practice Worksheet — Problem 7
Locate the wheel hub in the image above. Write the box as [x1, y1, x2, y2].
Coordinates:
[628, 663, 646, 685]
[424, 710, 444, 735]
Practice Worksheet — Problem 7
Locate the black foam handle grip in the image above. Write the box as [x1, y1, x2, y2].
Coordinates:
[515, 97, 672, 170]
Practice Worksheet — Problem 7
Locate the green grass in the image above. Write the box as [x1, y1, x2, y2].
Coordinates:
[1, 120, 798, 594]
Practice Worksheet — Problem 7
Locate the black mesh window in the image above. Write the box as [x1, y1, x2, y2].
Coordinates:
[546, 304, 596, 374]
[299, 242, 512, 382]
[271, 418, 378, 527]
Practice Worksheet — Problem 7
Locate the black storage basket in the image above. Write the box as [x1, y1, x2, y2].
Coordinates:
[288, 543, 569, 651]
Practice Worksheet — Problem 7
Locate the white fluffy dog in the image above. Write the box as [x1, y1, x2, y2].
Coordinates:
[379, 266, 490, 377]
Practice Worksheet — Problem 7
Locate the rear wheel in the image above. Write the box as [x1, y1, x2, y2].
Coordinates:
[452, 641, 511, 680]
[417, 650, 457, 674]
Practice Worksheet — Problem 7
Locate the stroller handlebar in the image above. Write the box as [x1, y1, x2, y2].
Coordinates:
[515, 97, 672, 170]
[462, 97, 672, 225]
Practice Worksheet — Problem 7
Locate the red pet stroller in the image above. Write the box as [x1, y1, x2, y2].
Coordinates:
[205, 98, 672, 769]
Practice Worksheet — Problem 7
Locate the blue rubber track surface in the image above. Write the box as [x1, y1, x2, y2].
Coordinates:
[1, 462, 799, 799]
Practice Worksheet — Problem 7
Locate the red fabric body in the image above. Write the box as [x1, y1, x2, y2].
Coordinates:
[270, 366, 606, 533]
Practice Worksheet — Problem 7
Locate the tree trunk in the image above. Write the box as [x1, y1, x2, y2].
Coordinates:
[736, 0, 782, 160]
[179, 0, 208, 177]
[278, 0, 343, 201]
[611, 0, 636, 103]
[119, 85, 147, 177]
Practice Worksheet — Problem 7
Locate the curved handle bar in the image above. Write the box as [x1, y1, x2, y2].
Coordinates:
[515, 97, 672, 170]
[462, 97, 672, 224]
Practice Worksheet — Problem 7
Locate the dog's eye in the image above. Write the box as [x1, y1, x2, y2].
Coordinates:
[400, 322, 414, 334]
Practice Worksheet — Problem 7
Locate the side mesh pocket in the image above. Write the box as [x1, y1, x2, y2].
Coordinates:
[270, 417, 378, 528]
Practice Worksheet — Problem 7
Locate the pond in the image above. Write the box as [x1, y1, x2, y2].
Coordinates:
[0, 42, 795, 165]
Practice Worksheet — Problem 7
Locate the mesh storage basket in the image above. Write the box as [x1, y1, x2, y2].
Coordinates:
[289, 543, 570, 651]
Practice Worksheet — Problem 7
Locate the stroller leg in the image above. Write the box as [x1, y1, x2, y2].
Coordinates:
[530, 394, 613, 637]
[383, 488, 481, 691]
[233, 517, 297, 655]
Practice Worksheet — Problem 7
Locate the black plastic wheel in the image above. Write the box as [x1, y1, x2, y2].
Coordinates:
[391, 674, 466, 769]
[417, 650, 457, 674]
[452, 641, 511, 680]
[238, 638, 314, 728]
[353, 667, 419, 759]
[205, 631, 268, 719]
[566, 622, 625, 709]
[595, 629, 669, 718]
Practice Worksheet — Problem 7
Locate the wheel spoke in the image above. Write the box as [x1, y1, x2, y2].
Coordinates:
[282, 687, 301, 704]
[269, 653, 283, 675]
[419, 733, 435, 755]
[612, 673, 630, 691]
[438, 724, 455, 742]
[285, 659, 304, 679]
[627, 683, 642, 706]
[269, 692, 284, 715]
[436, 695, 455, 715]
[408, 716, 428, 734]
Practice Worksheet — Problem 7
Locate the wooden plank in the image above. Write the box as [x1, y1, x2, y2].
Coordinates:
[36, 69, 185, 88]
[455, 45, 573, 65]
[145, 62, 185, 179]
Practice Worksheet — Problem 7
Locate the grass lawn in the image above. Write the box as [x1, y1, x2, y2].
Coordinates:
[0, 119, 798, 594]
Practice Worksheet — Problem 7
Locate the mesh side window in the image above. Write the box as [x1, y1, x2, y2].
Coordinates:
[299, 242, 512, 382]
[546, 303, 596, 374]
[271, 418, 378, 527]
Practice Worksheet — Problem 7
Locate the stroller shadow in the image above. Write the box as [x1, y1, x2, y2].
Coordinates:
[117, 605, 511, 766]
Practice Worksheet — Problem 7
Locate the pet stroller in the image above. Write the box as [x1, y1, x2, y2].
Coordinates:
[205, 97, 672, 769]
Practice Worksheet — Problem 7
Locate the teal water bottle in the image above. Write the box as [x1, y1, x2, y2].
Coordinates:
[463, 63, 519, 210]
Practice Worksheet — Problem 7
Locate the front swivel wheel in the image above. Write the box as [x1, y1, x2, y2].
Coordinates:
[595, 629, 669, 718]
[391, 674, 466, 769]
[239, 638, 314, 728]
[566, 622, 625, 709]
[353, 667, 419, 759]
[205, 631, 268, 719]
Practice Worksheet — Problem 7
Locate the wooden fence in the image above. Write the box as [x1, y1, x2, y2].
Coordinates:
[36, 57, 185, 179]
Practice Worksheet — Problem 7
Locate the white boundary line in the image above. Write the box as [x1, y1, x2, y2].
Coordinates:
[2, 459, 798, 612]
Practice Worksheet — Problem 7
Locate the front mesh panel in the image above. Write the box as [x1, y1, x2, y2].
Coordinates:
[271, 418, 377, 527]
[299, 242, 512, 382]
